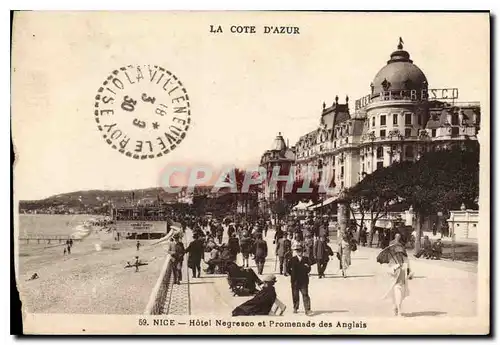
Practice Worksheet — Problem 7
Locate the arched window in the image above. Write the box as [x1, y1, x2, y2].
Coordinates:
[376, 146, 383, 159]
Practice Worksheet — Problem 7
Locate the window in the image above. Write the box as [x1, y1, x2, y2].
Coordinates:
[362, 163, 365, 172]
[393, 114, 398, 125]
[405, 146, 413, 158]
[451, 113, 459, 126]
[334, 141, 337, 148]
[376, 146, 383, 159]
[380, 130, 386, 138]
[405, 113, 412, 125]
[377, 161, 384, 170]
[340, 166, 344, 177]
[418, 114, 422, 125]
[380, 115, 386, 126]
[431, 129, 436, 137]
[451, 127, 459, 137]
[372, 117, 375, 127]
[405, 128, 412, 137]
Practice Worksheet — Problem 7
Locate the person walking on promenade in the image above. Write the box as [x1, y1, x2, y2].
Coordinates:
[136, 241, 141, 251]
[168, 234, 185, 284]
[227, 232, 240, 262]
[378, 242, 412, 317]
[303, 233, 315, 263]
[276, 231, 292, 275]
[339, 234, 352, 278]
[314, 235, 330, 278]
[239, 231, 253, 268]
[185, 232, 204, 278]
[216, 223, 224, 245]
[253, 233, 268, 275]
[287, 243, 312, 316]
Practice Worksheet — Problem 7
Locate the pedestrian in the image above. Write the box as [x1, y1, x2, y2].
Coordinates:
[287, 243, 312, 316]
[276, 231, 292, 275]
[314, 235, 329, 278]
[339, 234, 351, 278]
[303, 233, 315, 263]
[136, 240, 141, 251]
[69, 238, 73, 248]
[253, 233, 268, 275]
[216, 223, 224, 245]
[63, 247, 67, 255]
[185, 232, 204, 278]
[67, 244, 71, 255]
[168, 234, 185, 284]
[432, 222, 437, 236]
[382, 246, 412, 317]
[227, 232, 240, 262]
[239, 231, 253, 268]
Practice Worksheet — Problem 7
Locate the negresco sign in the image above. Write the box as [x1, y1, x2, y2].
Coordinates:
[355, 88, 459, 110]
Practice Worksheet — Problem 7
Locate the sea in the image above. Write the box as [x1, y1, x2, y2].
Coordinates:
[18, 214, 100, 239]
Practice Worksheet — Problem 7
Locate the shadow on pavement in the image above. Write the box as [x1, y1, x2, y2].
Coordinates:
[401, 311, 447, 317]
[323, 274, 375, 279]
[188, 281, 215, 285]
[311, 310, 349, 316]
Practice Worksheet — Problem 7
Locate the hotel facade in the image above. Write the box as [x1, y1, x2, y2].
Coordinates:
[260, 40, 481, 207]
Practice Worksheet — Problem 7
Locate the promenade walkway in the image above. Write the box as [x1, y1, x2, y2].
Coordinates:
[180, 228, 478, 318]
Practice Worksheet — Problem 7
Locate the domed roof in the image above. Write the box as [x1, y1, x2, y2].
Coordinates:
[271, 132, 287, 151]
[372, 39, 428, 96]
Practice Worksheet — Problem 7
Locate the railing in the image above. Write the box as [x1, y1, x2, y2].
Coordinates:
[19, 234, 81, 243]
[143, 227, 182, 315]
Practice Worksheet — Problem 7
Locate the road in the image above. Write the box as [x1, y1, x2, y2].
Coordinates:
[173, 227, 477, 318]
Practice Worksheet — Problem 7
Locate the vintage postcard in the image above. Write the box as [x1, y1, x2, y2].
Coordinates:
[12, 11, 490, 335]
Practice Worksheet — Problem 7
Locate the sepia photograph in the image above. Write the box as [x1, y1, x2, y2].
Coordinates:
[11, 11, 490, 335]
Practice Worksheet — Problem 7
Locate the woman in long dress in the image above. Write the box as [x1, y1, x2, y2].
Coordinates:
[339, 235, 351, 277]
[383, 250, 411, 317]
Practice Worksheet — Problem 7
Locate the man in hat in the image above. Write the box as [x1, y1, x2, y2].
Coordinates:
[287, 243, 312, 315]
[232, 274, 278, 316]
[239, 231, 253, 268]
[276, 231, 292, 275]
[168, 234, 185, 284]
[185, 232, 204, 278]
[253, 233, 268, 275]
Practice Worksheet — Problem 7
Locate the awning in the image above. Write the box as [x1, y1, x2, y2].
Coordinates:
[292, 201, 313, 210]
[307, 196, 337, 210]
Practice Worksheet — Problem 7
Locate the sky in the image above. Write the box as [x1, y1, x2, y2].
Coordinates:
[12, 12, 489, 200]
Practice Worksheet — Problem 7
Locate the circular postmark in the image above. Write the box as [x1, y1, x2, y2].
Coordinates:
[94, 65, 191, 160]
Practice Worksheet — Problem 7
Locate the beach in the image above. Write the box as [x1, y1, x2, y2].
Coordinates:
[17, 215, 170, 314]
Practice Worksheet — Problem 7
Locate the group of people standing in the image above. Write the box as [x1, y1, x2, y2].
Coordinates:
[168, 212, 414, 318]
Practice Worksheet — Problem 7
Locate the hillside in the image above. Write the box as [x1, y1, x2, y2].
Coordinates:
[19, 187, 181, 213]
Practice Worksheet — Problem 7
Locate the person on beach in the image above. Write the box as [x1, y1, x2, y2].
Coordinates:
[134, 256, 140, 272]
[63, 247, 67, 255]
[136, 241, 141, 251]
[67, 244, 71, 255]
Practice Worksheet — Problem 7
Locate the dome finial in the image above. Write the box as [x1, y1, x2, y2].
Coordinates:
[397, 37, 404, 50]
